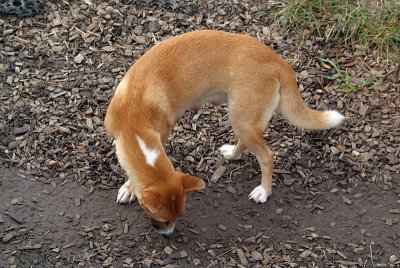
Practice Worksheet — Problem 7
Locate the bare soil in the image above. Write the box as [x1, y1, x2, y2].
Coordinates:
[1, 0, 399, 267]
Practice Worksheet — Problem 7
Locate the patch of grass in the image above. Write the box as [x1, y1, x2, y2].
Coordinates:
[319, 57, 376, 92]
[278, 0, 400, 60]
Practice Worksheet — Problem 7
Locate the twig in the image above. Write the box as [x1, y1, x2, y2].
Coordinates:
[229, 163, 251, 180]
[214, 247, 234, 259]
[0, 157, 20, 163]
[369, 244, 375, 268]
[323, 249, 328, 260]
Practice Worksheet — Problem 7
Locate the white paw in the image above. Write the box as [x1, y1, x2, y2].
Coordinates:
[248, 185, 270, 203]
[116, 185, 136, 204]
[220, 144, 241, 160]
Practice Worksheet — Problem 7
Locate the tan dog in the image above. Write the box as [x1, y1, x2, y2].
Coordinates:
[104, 30, 344, 236]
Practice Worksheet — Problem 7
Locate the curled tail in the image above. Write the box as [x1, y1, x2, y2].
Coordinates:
[278, 66, 344, 130]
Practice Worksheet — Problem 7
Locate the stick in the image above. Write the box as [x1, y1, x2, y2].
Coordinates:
[369, 244, 375, 268]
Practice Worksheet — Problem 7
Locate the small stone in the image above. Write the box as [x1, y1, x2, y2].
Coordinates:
[148, 21, 161, 32]
[389, 209, 400, 214]
[142, 259, 152, 268]
[207, 249, 216, 257]
[218, 224, 227, 231]
[193, 258, 201, 266]
[102, 46, 116, 52]
[0, 64, 6, 74]
[135, 36, 147, 44]
[389, 255, 398, 263]
[6, 76, 13, 85]
[307, 226, 316, 232]
[124, 258, 133, 265]
[358, 208, 368, 216]
[226, 186, 236, 194]
[14, 126, 30, 135]
[353, 193, 363, 198]
[52, 16, 62, 26]
[352, 150, 360, 157]
[74, 53, 84, 64]
[84, 107, 94, 116]
[330, 146, 340, 155]
[342, 196, 352, 205]
[11, 197, 24, 205]
[49, 160, 58, 168]
[300, 250, 312, 258]
[2, 232, 15, 243]
[283, 178, 295, 186]
[358, 104, 369, 116]
[133, 25, 143, 35]
[251, 251, 263, 261]
[244, 236, 256, 243]
[236, 248, 248, 266]
[75, 198, 81, 207]
[210, 165, 226, 183]
[371, 128, 380, 138]
[7, 256, 15, 265]
[179, 250, 187, 258]
[3, 29, 14, 35]
[163, 246, 173, 255]
[276, 208, 284, 214]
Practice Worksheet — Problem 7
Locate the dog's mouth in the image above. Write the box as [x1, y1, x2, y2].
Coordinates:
[158, 223, 175, 237]
[151, 219, 176, 237]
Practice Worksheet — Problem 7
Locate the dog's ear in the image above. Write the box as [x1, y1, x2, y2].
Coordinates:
[141, 191, 161, 213]
[181, 174, 205, 193]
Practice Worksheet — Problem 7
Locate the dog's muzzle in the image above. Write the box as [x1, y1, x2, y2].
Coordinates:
[151, 219, 175, 237]
[158, 223, 175, 238]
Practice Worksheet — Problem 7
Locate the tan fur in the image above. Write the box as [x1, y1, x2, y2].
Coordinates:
[105, 30, 344, 235]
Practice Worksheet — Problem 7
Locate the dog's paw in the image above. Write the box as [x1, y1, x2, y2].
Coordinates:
[116, 184, 136, 204]
[220, 144, 241, 160]
[248, 185, 270, 203]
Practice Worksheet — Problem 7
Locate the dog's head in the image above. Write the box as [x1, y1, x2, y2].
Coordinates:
[138, 172, 205, 237]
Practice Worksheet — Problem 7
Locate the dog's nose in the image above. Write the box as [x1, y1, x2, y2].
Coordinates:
[161, 231, 173, 238]
[159, 223, 175, 238]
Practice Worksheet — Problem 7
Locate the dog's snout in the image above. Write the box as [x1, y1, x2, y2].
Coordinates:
[159, 223, 175, 238]
[161, 230, 173, 238]
[150, 219, 175, 237]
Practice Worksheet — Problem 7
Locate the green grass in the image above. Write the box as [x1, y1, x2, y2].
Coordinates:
[319, 57, 376, 92]
[278, 0, 400, 60]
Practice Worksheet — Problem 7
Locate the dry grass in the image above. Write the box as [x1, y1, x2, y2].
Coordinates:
[277, 0, 400, 60]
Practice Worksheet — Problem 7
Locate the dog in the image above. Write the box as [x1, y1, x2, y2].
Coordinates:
[104, 30, 344, 237]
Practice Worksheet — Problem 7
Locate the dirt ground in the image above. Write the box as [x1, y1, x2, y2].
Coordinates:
[1, 0, 399, 267]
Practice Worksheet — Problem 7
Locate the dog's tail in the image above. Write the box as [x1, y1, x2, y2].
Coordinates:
[278, 66, 344, 130]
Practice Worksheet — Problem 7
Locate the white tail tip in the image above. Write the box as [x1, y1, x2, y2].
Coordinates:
[324, 110, 345, 128]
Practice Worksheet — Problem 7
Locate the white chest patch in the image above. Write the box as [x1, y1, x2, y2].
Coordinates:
[136, 135, 159, 168]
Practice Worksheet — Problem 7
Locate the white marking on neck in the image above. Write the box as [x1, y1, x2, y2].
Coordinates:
[136, 135, 159, 168]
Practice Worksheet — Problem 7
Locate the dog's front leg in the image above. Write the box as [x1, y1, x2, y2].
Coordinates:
[116, 179, 136, 204]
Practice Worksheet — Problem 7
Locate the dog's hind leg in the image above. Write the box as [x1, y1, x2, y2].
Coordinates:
[224, 83, 279, 203]
[231, 121, 275, 203]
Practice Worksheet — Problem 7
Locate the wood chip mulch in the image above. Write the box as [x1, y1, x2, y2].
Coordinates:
[0, 0, 399, 267]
